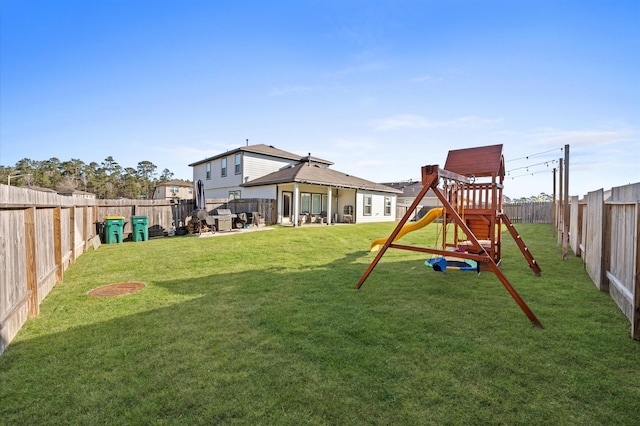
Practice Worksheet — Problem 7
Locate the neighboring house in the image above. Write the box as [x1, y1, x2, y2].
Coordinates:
[24, 185, 58, 194]
[189, 144, 401, 226]
[153, 180, 193, 200]
[58, 189, 96, 199]
[382, 180, 441, 220]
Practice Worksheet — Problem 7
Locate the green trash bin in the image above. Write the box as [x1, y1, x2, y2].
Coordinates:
[131, 215, 149, 242]
[104, 216, 125, 244]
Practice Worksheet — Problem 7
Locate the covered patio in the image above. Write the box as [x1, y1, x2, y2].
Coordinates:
[241, 158, 399, 227]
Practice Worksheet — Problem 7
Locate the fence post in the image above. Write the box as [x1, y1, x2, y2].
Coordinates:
[54, 207, 63, 282]
[634, 203, 640, 340]
[83, 206, 89, 253]
[603, 202, 612, 293]
[24, 207, 39, 317]
[570, 196, 581, 256]
[563, 145, 570, 260]
[552, 167, 557, 235]
[93, 205, 99, 238]
[70, 206, 77, 263]
[557, 158, 563, 245]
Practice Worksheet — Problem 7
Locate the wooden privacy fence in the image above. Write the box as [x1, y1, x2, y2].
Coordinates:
[395, 202, 554, 224]
[562, 182, 640, 340]
[1, 185, 95, 355]
[503, 202, 552, 224]
[0, 184, 276, 355]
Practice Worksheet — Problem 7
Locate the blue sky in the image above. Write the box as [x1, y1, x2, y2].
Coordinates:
[1, 0, 638, 198]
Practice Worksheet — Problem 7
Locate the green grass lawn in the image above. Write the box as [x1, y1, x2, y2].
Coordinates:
[1, 223, 638, 425]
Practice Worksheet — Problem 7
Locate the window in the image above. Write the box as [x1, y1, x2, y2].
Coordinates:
[188, 188, 193, 195]
[300, 193, 311, 213]
[384, 197, 391, 216]
[311, 194, 322, 215]
[221, 158, 227, 177]
[206, 162, 211, 180]
[363, 195, 372, 216]
[229, 190, 241, 200]
[300, 192, 327, 215]
[235, 154, 241, 174]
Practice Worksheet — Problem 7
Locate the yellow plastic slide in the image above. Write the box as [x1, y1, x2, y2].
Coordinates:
[370, 207, 444, 251]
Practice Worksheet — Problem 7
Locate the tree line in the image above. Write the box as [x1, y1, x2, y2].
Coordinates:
[503, 193, 553, 204]
[0, 156, 185, 199]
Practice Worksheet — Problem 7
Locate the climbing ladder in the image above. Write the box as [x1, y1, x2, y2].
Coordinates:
[501, 213, 542, 276]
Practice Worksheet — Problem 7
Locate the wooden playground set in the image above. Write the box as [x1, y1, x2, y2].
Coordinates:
[357, 144, 544, 328]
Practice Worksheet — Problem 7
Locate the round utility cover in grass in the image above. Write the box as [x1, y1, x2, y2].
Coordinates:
[88, 282, 145, 297]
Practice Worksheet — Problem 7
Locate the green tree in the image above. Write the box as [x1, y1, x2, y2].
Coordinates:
[13, 158, 37, 186]
[137, 161, 158, 198]
[3, 156, 176, 199]
[159, 168, 174, 183]
[0, 166, 15, 185]
[121, 167, 142, 199]
[58, 158, 87, 190]
[100, 156, 122, 198]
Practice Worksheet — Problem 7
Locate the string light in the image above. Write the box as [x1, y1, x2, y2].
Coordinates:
[505, 146, 563, 181]
[505, 147, 563, 163]
[507, 159, 558, 175]
[508, 169, 554, 180]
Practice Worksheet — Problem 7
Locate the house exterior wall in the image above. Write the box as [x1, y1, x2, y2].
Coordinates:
[194, 152, 294, 199]
[355, 191, 397, 223]
[240, 186, 277, 199]
[204, 185, 236, 199]
[153, 185, 193, 200]
[243, 153, 294, 183]
[397, 195, 440, 207]
[192, 163, 208, 185]
[336, 188, 357, 223]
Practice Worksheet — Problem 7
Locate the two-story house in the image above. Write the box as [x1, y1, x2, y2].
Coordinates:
[189, 144, 401, 226]
[152, 179, 193, 200]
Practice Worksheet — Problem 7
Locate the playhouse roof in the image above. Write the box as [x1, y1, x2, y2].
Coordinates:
[444, 144, 505, 179]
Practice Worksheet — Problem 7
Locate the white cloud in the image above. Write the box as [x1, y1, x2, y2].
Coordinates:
[499, 127, 636, 149]
[334, 137, 378, 150]
[543, 129, 634, 146]
[373, 114, 503, 130]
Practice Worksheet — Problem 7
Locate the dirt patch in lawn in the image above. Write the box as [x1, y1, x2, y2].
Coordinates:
[88, 282, 145, 297]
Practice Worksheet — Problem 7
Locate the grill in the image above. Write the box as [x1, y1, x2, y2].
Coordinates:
[190, 208, 237, 233]
[210, 208, 236, 232]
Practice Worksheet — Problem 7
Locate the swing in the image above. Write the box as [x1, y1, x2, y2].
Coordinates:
[425, 257, 478, 272]
[425, 187, 478, 272]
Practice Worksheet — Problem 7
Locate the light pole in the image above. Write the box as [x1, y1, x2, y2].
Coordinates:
[7, 173, 32, 186]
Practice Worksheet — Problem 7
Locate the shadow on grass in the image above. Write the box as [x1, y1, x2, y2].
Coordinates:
[2, 242, 639, 424]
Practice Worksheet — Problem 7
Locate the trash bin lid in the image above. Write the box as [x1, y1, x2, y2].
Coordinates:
[104, 215, 125, 220]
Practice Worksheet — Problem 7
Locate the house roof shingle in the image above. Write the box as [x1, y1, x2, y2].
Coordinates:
[381, 180, 437, 198]
[188, 144, 333, 167]
[242, 162, 401, 193]
[157, 179, 193, 187]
